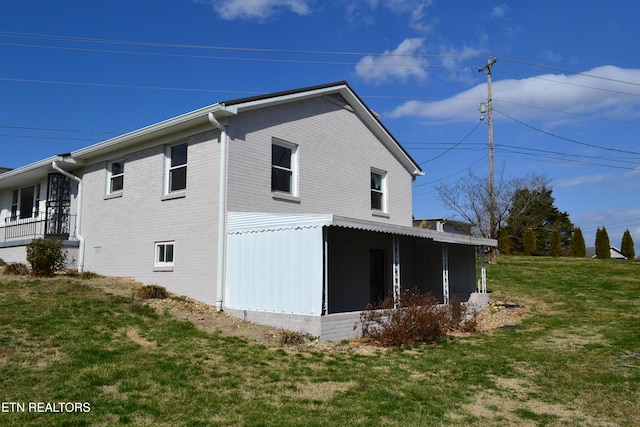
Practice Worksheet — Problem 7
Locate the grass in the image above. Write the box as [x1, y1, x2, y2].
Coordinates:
[0, 256, 639, 426]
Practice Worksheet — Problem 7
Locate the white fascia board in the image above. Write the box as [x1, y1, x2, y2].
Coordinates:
[70, 104, 230, 162]
[0, 156, 80, 190]
[1, 104, 232, 190]
[227, 84, 350, 113]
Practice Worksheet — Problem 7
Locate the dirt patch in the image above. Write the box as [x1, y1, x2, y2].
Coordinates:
[94, 277, 528, 349]
[475, 300, 529, 332]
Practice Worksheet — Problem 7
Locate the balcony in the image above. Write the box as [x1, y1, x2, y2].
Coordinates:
[2, 215, 77, 242]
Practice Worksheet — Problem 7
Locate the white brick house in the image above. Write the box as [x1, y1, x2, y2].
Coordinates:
[0, 82, 495, 340]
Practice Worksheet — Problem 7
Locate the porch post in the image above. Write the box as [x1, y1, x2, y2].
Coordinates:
[480, 246, 487, 293]
[323, 228, 329, 315]
[442, 244, 450, 304]
[392, 235, 400, 309]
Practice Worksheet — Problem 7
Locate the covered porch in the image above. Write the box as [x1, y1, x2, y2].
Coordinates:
[225, 212, 495, 340]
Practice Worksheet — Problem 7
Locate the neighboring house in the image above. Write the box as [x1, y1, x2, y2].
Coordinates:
[587, 246, 628, 259]
[413, 218, 473, 235]
[0, 81, 496, 340]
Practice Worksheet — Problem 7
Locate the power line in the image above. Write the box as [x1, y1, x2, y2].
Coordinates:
[0, 31, 487, 60]
[0, 77, 263, 94]
[495, 109, 640, 156]
[419, 121, 483, 165]
[0, 125, 119, 134]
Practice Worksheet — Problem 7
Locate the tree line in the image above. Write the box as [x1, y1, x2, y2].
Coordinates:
[436, 169, 636, 260]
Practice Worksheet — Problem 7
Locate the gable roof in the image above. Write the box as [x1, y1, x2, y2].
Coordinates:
[0, 82, 423, 190]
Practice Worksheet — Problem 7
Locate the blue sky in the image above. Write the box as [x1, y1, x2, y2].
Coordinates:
[1, 0, 639, 253]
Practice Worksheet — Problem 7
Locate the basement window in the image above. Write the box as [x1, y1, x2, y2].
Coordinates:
[154, 241, 175, 268]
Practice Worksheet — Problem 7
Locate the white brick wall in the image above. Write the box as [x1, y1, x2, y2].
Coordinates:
[79, 130, 222, 305]
[227, 97, 415, 226]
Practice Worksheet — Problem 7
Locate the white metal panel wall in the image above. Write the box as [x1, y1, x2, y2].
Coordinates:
[226, 226, 323, 315]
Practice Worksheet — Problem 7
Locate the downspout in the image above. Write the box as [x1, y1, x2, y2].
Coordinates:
[208, 112, 228, 312]
[52, 160, 85, 272]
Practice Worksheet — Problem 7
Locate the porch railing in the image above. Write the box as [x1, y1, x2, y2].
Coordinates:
[1, 215, 77, 242]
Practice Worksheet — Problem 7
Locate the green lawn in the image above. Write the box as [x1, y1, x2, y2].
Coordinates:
[0, 257, 638, 426]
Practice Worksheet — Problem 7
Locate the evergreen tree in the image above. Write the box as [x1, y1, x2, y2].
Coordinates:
[523, 228, 537, 256]
[571, 227, 586, 258]
[621, 229, 635, 260]
[507, 186, 573, 255]
[550, 227, 561, 257]
[498, 228, 511, 255]
[595, 227, 611, 259]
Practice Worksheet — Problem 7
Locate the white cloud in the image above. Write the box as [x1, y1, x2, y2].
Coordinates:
[198, 0, 313, 20]
[553, 173, 613, 188]
[390, 65, 640, 124]
[347, 0, 435, 32]
[538, 50, 562, 63]
[356, 38, 429, 85]
[626, 166, 640, 177]
[491, 4, 507, 18]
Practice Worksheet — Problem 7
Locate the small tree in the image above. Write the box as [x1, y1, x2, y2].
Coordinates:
[497, 228, 511, 255]
[621, 229, 635, 260]
[26, 238, 67, 277]
[571, 227, 586, 258]
[595, 227, 611, 259]
[523, 228, 537, 256]
[550, 227, 561, 257]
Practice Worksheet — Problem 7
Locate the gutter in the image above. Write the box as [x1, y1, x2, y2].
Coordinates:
[52, 160, 85, 272]
[208, 112, 229, 312]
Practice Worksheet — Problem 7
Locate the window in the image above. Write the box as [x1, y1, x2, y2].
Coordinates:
[370, 170, 386, 211]
[166, 143, 187, 193]
[271, 140, 297, 195]
[107, 160, 124, 193]
[155, 242, 175, 267]
[10, 184, 40, 219]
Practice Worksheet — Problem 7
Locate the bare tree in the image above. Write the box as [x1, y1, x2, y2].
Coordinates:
[436, 168, 548, 262]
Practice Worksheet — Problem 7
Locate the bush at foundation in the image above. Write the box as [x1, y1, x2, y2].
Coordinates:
[359, 288, 477, 347]
[26, 238, 67, 277]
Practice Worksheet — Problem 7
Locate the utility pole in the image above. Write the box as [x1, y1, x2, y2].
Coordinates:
[479, 56, 497, 262]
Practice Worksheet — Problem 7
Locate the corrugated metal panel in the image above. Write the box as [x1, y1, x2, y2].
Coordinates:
[227, 212, 332, 233]
[227, 211, 496, 247]
[226, 225, 323, 315]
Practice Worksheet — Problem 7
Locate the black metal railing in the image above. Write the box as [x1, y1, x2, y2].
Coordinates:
[2, 215, 76, 242]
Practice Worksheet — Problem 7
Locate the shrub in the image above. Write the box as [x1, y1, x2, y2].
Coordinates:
[571, 227, 586, 257]
[523, 228, 537, 256]
[621, 229, 635, 260]
[26, 238, 67, 277]
[550, 227, 561, 257]
[137, 285, 169, 300]
[278, 329, 308, 346]
[595, 227, 611, 259]
[497, 228, 511, 255]
[359, 288, 477, 347]
[0, 258, 6, 266]
[4, 262, 30, 276]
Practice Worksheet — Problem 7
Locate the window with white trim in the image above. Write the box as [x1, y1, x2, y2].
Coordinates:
[166, 143, 187, 193]
[154, 241, 175, 267]
[107, 160, 124, 193]
[271, 139, 297, 195]
[10, 184, 41, 220]
[370, 169, 386, 212]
